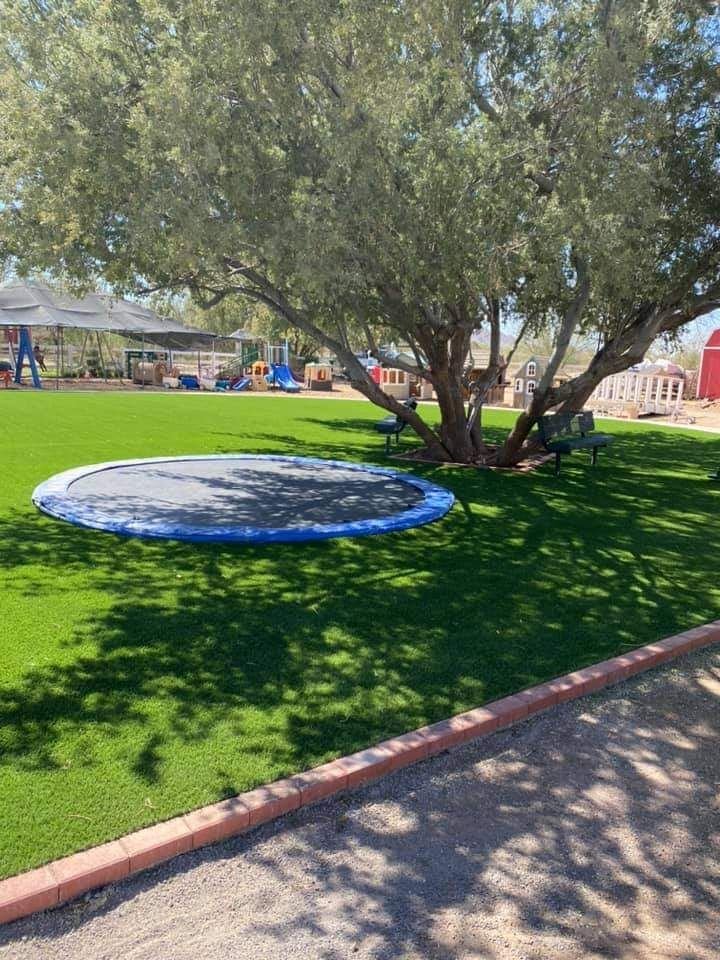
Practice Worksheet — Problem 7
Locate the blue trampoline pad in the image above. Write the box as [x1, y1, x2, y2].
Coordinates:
[32, 455, 455, 543]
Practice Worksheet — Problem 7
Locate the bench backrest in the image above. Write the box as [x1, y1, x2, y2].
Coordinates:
[395, 397, 418, 425]
[538, 410, 595, 442]
[376, 397, 418, 433]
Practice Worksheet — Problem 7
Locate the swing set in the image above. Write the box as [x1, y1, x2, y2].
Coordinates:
[6, 326, 43, 388]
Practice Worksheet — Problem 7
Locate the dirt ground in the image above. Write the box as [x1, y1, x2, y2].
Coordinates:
[2, 645, 718, 960]
[667, 398, 720, 431]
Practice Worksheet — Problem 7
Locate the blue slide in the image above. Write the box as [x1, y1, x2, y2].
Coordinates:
[268, 363, 301, 392]
[232, 376, 251, 391]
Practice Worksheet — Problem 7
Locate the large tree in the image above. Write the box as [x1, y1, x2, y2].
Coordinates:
[0, 1, 718, 462]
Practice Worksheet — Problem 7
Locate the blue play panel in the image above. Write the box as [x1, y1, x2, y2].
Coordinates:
[32, 455, 455, 543]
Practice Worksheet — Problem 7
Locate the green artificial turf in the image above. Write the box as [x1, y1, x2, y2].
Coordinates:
[1, 391, 719, 878]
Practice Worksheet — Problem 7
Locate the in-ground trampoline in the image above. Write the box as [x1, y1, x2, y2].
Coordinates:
[32, 455, 455, 543]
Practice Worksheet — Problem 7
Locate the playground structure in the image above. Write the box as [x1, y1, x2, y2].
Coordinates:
[304, 362, 333, 390]
[589, 362, 685, 417]
[378, 367, 410, 400]
[0, 282, 230, 390]
[132, 360, 174, 386]
[0, 282, 311, 395]
[267, 362, 301, 392]
[457, 349, 510, 405]
[6, 326, 43, 388]
[155, 344, 303, 393]
[249, 359, 271, 390]
[410, 376, 434, 400]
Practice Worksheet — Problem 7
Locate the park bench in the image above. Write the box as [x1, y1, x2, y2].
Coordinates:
[537, 410, 613, 476]
[374, 398, 418, 454]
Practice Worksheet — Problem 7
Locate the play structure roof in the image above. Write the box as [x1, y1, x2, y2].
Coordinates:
[228, 328, 261, 341]
[0, 282, 219, 349]
[630, 359, 685, 377]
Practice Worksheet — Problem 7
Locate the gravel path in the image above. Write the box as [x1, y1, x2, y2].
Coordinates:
[2, 646, 719, 960]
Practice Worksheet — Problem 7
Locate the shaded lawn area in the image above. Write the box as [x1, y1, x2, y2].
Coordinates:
[1, 391, 719, 879]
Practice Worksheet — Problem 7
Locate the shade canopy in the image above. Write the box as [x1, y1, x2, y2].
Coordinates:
[0, 282, 221, 349]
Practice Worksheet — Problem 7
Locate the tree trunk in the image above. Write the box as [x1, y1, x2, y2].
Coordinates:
[495, 257, 590, 466]
[494, 403, 545, 466]
[433, 366, 477, 462]
[348, 373, 451, 459]
[494, 345, 651, 466]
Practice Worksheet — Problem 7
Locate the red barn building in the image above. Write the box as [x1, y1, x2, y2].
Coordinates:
[697, 329, 720, 399]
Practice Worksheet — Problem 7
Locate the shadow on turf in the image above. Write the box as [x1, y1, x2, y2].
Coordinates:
[0, 427, 718, 758]
[0, 428, 718, 883]
[1, 649, 719, 960]
[51, 461, 425, 530]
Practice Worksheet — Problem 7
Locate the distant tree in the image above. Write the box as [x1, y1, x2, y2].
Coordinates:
[148, 290, 261, 336]
[0, 1, 718, 462]
[150, 291, 324, 359]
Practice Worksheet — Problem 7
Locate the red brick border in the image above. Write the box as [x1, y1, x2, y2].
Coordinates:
[2, 620, 719, 926]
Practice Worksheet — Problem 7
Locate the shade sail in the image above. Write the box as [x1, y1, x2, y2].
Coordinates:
[0, 282, 221, 349]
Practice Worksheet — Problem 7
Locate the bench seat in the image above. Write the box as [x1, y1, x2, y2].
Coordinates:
[375, 415, 404, 436]
[538, 411, 613, 474]
[374, 398, 418, 453]
[545, 432, 613, 454]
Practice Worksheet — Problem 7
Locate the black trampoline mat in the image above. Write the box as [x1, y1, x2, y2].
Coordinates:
[64, 458, 425, 529]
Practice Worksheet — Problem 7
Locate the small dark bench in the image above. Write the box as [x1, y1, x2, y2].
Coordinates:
[537, 410, 613, 475]
[374, 398, 418, 454]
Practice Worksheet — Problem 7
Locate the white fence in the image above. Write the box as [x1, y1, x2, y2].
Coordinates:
[590, 371, 684, 416]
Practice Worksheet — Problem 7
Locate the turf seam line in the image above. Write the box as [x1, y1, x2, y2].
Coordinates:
[1, 619, 719, 927]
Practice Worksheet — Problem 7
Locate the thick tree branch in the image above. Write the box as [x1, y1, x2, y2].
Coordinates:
[536, 255, 590, 394]
[225, 269, 448, 454]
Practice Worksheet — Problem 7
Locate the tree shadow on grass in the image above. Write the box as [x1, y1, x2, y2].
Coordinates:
[0, 425, 718, 876]
[1, 650, 718, 960]
[208, 425, 385, 462]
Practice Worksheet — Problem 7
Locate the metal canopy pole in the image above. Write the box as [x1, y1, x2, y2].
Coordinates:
[55, 326, 60, 391]
[78, 330, 90, 369]
[96, 331, 108, 382]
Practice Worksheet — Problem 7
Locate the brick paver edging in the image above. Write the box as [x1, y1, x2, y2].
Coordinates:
[2, 620, 720, 926]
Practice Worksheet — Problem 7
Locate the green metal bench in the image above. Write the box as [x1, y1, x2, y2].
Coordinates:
[537, 410, 614, 476]
[374, 398, 418, 454]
